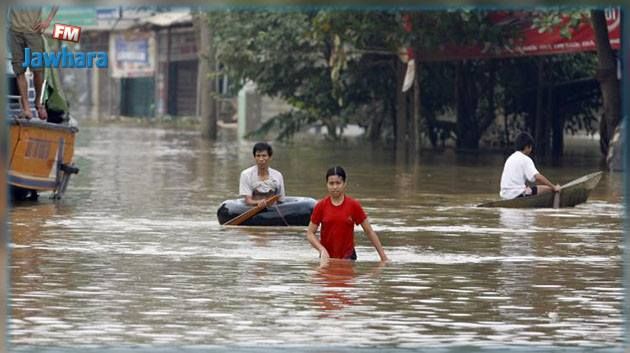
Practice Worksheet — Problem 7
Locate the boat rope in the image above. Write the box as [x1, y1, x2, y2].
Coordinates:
[272, 203, 290, 227]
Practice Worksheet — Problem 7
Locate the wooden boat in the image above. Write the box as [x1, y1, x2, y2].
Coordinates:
[477, 171, 603, 208]
[217, 196, 316, 226]
[7, 53, 79, 201]
[8, 117, 79, 201]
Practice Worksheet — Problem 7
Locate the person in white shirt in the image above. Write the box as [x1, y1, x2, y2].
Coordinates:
[500, 132, 560, 200]
[239, 142, 286, 207]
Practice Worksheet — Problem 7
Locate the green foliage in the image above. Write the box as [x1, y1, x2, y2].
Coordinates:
[209, 11, 318, 97]
[526, 10, 601, 136]
[209, 10, 402, 140]
[209, 9, 600, 145]
[246, 110, 318, 141]
[531, 10, 586, 39]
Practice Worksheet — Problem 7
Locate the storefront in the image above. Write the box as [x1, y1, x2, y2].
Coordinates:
[110, 30, 157, 118]
[156, 25, 198, 117]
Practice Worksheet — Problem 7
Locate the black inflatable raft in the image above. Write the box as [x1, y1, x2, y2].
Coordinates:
[217, 196, 317, 226]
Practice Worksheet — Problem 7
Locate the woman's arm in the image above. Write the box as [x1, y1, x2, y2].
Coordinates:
[360, 219, 388, 262]
[306, 222, 329, 262]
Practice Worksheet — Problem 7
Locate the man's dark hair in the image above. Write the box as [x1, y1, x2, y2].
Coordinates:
[514, 132, 535, 152]
[252, 142, 273, 156]
[325, 166, 346, 182]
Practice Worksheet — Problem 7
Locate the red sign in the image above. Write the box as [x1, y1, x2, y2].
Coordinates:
[52, 23, 81, 43]
[418, 8, 621, 61]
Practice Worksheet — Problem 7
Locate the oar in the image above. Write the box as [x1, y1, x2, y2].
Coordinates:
[553, 190, 561, 208]
[224, 194, 281, 226]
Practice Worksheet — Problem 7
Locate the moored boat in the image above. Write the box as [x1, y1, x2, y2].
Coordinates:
[477, 171, 603, 208]
[217, 196, 316, 226]
[8, 117, 79, 201]
[7, 51, 79, 201]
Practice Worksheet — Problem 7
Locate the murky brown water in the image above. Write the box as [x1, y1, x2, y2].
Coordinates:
[8, 126, 624, 350]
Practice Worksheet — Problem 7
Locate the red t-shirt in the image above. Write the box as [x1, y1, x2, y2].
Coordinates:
[310, 195, 367, 259]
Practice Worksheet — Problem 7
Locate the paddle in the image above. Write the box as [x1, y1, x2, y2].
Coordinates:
[224, 194, 281, 226]
[552, 182, 564, 209]
[553, 190, 561, 208]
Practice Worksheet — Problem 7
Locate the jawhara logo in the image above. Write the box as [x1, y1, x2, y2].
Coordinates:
[22, 47, 108, 69]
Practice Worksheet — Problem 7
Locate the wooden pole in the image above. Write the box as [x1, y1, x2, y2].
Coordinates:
[409, 61, 421, 156]
[551, 87, 563, 165]
[534, 59, 548, 157]
[197, 12, 217, 139]
[395, 61, 406, 158]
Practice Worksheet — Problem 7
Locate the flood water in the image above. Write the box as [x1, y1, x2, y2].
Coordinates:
[8, 126, 625, 351]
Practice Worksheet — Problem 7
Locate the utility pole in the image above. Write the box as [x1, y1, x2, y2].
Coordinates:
[197, 11, 217, 139]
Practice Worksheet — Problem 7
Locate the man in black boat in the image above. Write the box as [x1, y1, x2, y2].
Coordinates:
[499, 132, 561, 199]
[239, 142, 286, 207]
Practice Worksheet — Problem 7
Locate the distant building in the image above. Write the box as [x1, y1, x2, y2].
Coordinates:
[53, 6, 207, 120]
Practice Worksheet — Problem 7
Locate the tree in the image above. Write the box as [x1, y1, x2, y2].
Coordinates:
[210, 10, 404, 141]
[532, 9, 620, 160]
[197, 12, 217, 139]
[209, 9, 602, 157]
[590, 9, 621, 158]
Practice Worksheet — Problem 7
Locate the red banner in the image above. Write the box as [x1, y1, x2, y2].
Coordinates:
[419, 8, 621, 61]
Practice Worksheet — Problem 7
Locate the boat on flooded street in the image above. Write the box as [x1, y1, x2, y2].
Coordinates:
[217, 196, 316, 226]
[8, 117, 79, 201]
[477, 171, 603, 208]
[7, 60, 79, 201]
[7, 127, 624, 349]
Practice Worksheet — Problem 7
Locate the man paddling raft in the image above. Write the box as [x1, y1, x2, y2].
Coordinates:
[499, 132, 561, 200]
[239, 142, 286, 208]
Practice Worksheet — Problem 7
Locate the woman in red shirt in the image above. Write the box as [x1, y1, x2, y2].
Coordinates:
[306, 166, 388, 263]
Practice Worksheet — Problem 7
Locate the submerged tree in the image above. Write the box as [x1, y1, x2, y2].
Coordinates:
[209, 11, 402, 140]
[590, 9, 621, 159]
[209, 9, 605, 157]
[531, 8, 620, 161]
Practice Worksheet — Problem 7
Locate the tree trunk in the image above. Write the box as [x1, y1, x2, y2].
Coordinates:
[409, 61, 421, 156]
[551, 88, 564, 165]
[590, 9, 621, 158]
[395, 61, 407, 155]
[534, 59, 549, 157]
[367, 108, 384, 143]
[455, 62, 479, 150]
[197, 12, 217, 139]
[323, 119, 338, 140]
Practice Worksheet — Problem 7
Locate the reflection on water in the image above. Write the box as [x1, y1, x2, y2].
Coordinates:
[498, 208, 536, 231]
[8, 126, 624, 349]
[314, 260, 358, 314]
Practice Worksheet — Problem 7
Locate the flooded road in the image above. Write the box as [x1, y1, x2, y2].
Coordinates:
[8, 126, 624, 349]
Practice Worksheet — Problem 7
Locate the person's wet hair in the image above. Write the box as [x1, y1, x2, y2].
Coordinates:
[514, 132, 534, 152]
[252, 142, 273, 156]
[326, 166, 346, 182]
